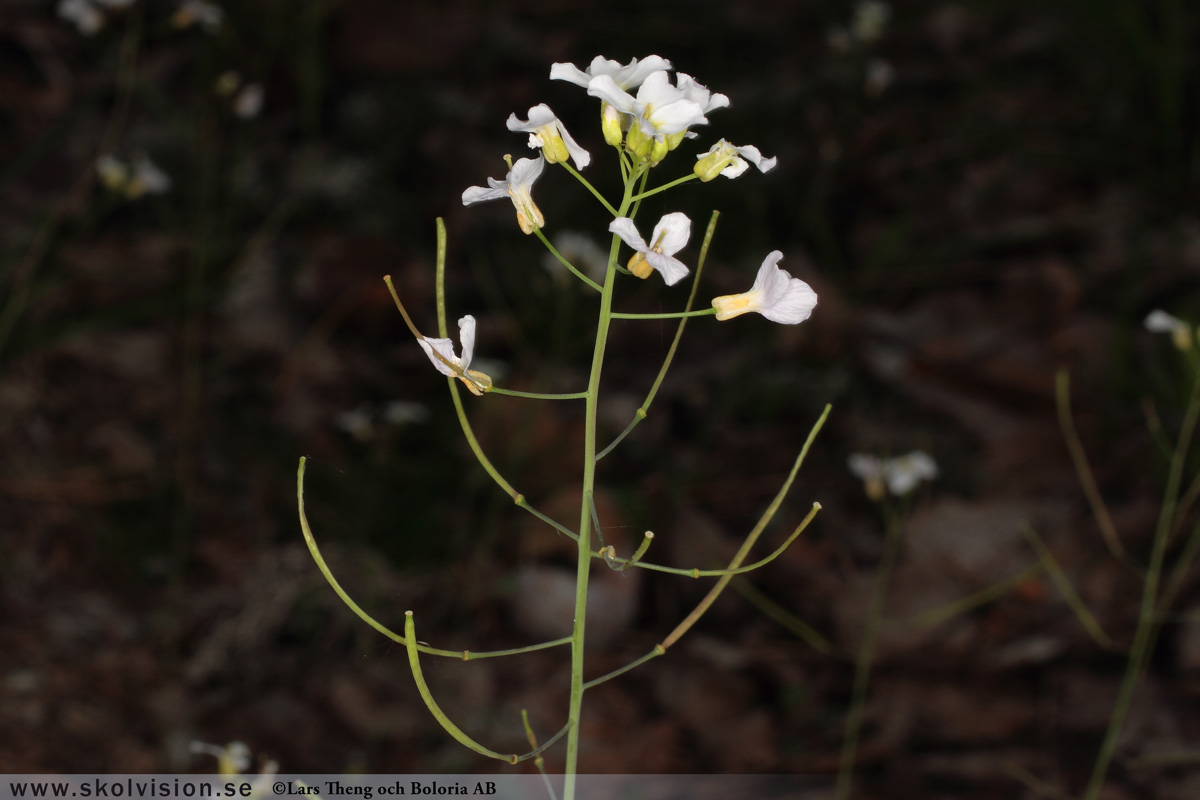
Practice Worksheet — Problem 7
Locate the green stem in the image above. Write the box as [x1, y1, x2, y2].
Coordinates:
[297, 457, 571, 659]
[1084, 365, 1200, 799]
[596, 211, 721, 462]
[403, 612, 571, 763]
[836, 509, 907, 800]
[630, 172, 698, 203]
[610, 309, 717, 320]
[488, 387, 589, 400]
[563, 172, 638, 800]
[559, 161, 618, 217]
[534, 227, 603, 292]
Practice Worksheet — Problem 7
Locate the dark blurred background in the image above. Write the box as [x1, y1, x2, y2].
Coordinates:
[2, 0, 1199, 795]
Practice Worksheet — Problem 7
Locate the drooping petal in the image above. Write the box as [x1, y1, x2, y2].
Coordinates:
[508, 105, 587, 167]
[457, 315, 476, 369]
[608, 217, 647, 251]
[732, 144, 777, 174]
[418, 335, 460, 377]
[462, 158, 545, 233]
[674, 72, 730, 113]
[586, 75, 638, 115]
[508, 155, 545, 187]
[462, 179, 508, 205]
[417, 316, 491, 395]
[644, 253, 690, 286]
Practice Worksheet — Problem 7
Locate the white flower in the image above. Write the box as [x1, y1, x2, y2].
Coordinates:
[587, 70, 709, 142]
[711, 251, 817, 324]
[1145, 309, 1193, 350]
[233, 83, 264, 118]
[1145, 309, 1187, 334]
[462, 156, 545, 235]
[550, 55, 672, 91]
[608, 213, 691, 286]
[693, 139, 777, 181]
[58, 0, 105, 35]
[417, 315, 492, 396]
[849, 451, 937, 498]
[506, 104, 590, 170]
[95, 153, 171, 198]
[172, 0, 224, 32]
[673, 72, 730, 115]
[127, 152, 171, 197]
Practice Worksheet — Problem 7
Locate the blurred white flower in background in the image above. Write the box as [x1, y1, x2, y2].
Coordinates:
[849, 451, 938, 499]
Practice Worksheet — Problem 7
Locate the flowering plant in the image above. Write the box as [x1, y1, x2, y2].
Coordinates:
[298, 55, 827, 795]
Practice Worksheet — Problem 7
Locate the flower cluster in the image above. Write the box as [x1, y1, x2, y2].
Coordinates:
[57, 0, 134, 36]
[420, 56, 818, 388]
[848, 451, 938, 499]
[1145, 309, 1194, 351]
[95, 152, 172, 199]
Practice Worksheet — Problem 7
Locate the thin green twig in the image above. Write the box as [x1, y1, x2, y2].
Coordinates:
[1084, 365, 1200, 799]
[534, 227, 603, 292]
[297, 457, 571, 659]
[403, 612, 571, 763]
[1056, 368, 1129, 564]
[596, 211, 720, 461]
[836, 510, 906, 800]
[1021, 524, 1115, 650]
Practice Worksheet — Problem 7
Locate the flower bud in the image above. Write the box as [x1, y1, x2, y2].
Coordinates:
[694, 147, 734, 182]
[664, 130, 688, 151]
[600, 104, 624, 146]
[625, 123, 653, 160]
[649, 136, 669, 165]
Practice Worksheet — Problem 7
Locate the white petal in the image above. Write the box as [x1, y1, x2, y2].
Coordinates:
[643, 98, 708, 136]
[750, 251, 785, 293]
[645, 253, 689, 286]
[1145, 309, 1186, 333]
[651, 212, 691, 256]
[848, 453, 882, 480]
[674, 72, 730, 113]
[418, 336, 460, 377]
[761, 280, 818, 324]
[735, 144, 777, 173]
[462, 181, 507, 205]
[507, 103, 558, 133]
[719, 158, 751, 179]
[556, 124, 590, 170]
[508, 156, 545, 188]
[457, 315, 476, 369]
[750, 252, 818, 325]
[586, 75, 638, 114]
[635, 71, 681, 107]
[608, 217, 647, 251]
[616, 56, 673, 89]
[549, 62, 593, 87]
